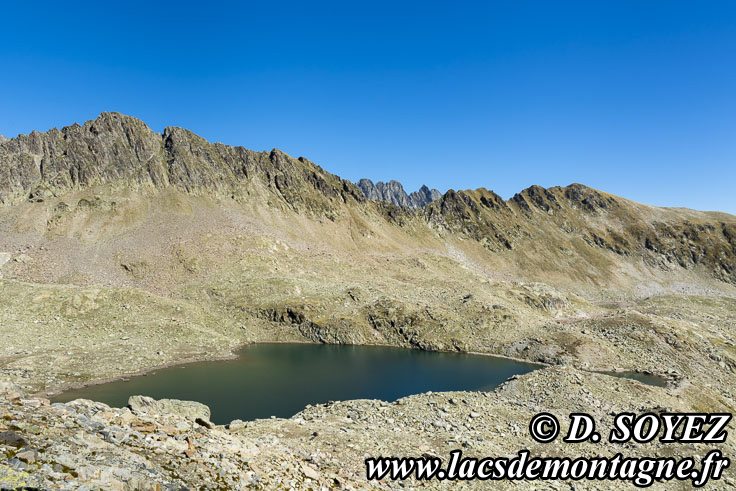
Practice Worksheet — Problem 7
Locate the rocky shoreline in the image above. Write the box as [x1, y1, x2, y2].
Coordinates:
[34, 350, 242, 402]
[2, 281, 735, 489]
[40, 341, 549, 402]
[2, 362, 734, 490]
[2, 289, 735, 489]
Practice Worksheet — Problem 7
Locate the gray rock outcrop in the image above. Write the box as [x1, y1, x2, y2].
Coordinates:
[409, 184, 442, 208]
[128, 395, 211, 421]
[0, 378, 22, 398]
[0, 112, 366, 209]
[356, 178, 441, 209]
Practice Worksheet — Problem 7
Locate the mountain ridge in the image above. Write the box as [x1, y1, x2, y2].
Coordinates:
[0, 112, 370, 217]
[1, 112, 734, 289]
[1, 111, 731, 215]
[356, 178, 441, 209]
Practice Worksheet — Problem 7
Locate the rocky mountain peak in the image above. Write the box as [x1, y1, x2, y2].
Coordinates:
[356, 178, 441, 209]
[0, 113, 363, 209]
[0, 134, 8, 144]
[409, 185, 442, 208]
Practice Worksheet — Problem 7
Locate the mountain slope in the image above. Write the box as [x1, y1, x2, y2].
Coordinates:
[1, 112, 734, 293]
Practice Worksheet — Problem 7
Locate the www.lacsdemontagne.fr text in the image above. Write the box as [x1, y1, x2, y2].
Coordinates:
[365, 449, 729, 487]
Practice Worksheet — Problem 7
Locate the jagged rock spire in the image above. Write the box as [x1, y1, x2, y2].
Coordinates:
[356, 179, 441, 209]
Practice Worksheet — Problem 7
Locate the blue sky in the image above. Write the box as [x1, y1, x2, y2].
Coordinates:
[1, 1, 734, 213]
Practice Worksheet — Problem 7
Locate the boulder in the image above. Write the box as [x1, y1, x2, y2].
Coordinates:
[0, 431, 27, 448]
[0, 378, 23, 399]
[16, 449, 37, 464]
[195, 417, 214, 429]
[128, 395, 211, 421]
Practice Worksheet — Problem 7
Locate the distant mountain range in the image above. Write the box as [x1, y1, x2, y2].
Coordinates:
[356, 179, 441, 209]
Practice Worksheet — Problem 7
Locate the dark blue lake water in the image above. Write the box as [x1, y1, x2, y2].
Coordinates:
[53, 343, 541, 423]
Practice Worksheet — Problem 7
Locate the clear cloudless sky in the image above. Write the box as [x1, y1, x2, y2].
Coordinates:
[1, 1, 734, 213]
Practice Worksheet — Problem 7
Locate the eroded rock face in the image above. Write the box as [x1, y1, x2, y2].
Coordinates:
[0, 113, 163, 201]
[409, 184, 442, 208]
[356, 178, 441, 209]
[0, 112, 365, 215]
[128, 395, 211, 421]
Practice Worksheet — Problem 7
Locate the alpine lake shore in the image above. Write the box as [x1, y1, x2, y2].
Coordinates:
[2, 259, 735, 489]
